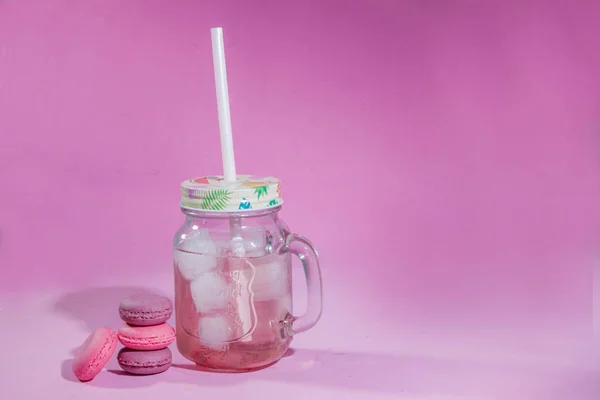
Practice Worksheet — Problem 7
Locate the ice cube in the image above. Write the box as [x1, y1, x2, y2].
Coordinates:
[251, 258, 290, 301]
[175, 253, 217, 281]
[230, 236, 247, 257]
[190, 274, 228, 312]
[175, 229, 218, 280]
[230, 228, 267, 257]
[180, 228, 217, 253]
[198, 315, 231, 348]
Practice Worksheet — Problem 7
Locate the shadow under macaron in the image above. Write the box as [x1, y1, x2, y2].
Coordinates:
[60, 359, 79, 383]
[77, 362, 242, 389]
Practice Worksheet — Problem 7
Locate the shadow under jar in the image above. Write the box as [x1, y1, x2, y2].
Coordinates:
[173, 175, 323, 372]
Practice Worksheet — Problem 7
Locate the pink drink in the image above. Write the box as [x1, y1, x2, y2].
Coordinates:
[175, 176, 323, 372]
[174, 250, 292, 371]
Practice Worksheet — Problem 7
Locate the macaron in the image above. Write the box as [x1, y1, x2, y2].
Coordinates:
[72, 327, 118, 382]
[119, 294, 173, 326]
[118, 322, 176, 350]
[117, 347, 173, 375]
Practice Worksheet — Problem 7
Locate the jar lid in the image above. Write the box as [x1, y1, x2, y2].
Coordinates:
[180, 175, 283, 212]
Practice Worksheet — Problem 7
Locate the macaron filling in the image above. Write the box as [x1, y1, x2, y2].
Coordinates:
[119, 309, 171, 321]
[118, 359, 171, 368]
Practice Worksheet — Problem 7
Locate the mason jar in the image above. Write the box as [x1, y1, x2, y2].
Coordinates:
[173, 175, 323, 372]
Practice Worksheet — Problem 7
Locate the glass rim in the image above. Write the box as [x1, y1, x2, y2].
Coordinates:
[180, 204, 282, 218]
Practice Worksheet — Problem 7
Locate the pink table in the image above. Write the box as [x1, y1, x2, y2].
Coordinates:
[2, 270, 599, 400]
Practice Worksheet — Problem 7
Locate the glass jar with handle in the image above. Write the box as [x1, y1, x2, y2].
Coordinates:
[173, 175, 323, 372]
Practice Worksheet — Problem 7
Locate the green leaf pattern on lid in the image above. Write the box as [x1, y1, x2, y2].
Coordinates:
[181, 176, 282, 211]
[254, 186, 268, 200]
[200, 189, 232, 211]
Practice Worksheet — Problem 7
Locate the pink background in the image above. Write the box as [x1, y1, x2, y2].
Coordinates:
[2, 0, 600, 398]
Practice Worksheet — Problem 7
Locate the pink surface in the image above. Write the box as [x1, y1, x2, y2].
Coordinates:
[118, 323, 176, 350]
[3, 274, 600, 399]
[2, 0, 600, 398]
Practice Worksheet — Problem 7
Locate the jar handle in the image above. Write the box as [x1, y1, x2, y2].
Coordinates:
[283, 233, 323, 336]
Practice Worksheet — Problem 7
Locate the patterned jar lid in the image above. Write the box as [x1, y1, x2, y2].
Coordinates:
[180, 175, 283, 212]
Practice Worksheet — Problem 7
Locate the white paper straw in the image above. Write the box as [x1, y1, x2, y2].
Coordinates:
[211, 27, 236, 183]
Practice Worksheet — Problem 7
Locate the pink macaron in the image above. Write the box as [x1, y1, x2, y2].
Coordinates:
[117, 347, 173, 375]
[118, 322, 175, 350]
[72, 327, 118, 382]
[119, 294, 173, 326]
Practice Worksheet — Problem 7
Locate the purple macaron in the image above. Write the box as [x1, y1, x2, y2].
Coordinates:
[117, 347, 172, 375]
[119, 294, 173, 326]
